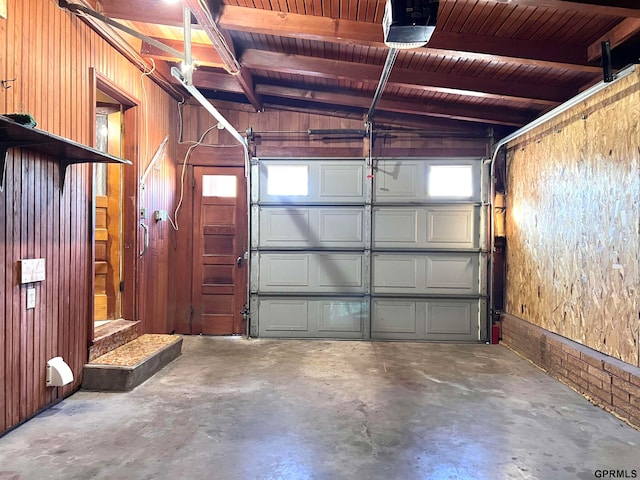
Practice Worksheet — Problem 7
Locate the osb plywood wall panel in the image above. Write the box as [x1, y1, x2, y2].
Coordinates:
[1, 0, 176, 433]
[505, 68, 640, 366]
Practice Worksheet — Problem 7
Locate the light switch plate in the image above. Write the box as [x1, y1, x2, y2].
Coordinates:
[20, 258, 46, 283]
[0, 0, 6, 20]
[27, 288, 36, 309]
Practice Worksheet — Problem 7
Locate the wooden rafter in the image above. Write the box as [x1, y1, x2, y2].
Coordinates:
[98, 1, 601, 73]
[183, 0, 262, 111]
[262, 101, 493, 133]
[473, 0, 640, 19]
[587, 18, 640, 61]
[91, 0, 640, 127]
[96, 0, 184, 26]
[63, 0, 183, 99]
[241, 49, 576, 106]
[217, 5, 599, 73]
[189, 70, 245, 94]
[255, 84, 536, 126]
[140, 38, 226, 68]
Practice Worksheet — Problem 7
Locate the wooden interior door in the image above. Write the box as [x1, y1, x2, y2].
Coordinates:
[192, 166, 248, 335]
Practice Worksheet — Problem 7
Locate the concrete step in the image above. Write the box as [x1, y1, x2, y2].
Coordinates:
[82, 334, 183, 391]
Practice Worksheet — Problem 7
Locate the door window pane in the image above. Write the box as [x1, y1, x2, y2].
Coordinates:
[94, 114, 108, 196]
[203, 175, 237, 197]
[428, 165, 473, 198]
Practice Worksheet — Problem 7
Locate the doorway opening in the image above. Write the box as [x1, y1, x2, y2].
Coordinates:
[90, 69, 140, 346]
[93, 91, 124, 329]
[191, 166, 248, 335]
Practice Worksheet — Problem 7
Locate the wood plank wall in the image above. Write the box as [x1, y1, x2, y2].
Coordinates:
[179, 101, 491, 160]
[172, 102, 492, 334]
[1, 0, 177, 433]
[505, 68, 640, 366]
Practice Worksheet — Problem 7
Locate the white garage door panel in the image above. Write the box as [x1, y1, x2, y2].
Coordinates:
[426, 255, 477, 292]
[320, 164, 364, 198]
[257, 207, 365, 248]
[257, 298, 366, 337]
[426, 301, 478, 340]
[262, 255, 310, 286]
[319, 300, 364, 332]
[373, 206, 477, 249]
[251, 157, 486, 341]
[375, 161, 420, 199]
[259, 300, 309, 331]
[371, 299, 479, 340]
[258, 253, 365, 293]
[373, 253, 479, 294]
[373, 209, 418, 243]
[427, 207, 477, 247]
[257, 160, 365, 204]
[372, 256, 418, 289]
[371, 300, 417, 333]
[374, 159, 481, 203]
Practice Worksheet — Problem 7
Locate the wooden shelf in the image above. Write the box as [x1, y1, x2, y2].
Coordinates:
[0, 115, 132, 189]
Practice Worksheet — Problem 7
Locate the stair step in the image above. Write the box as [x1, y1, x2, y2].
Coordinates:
[89, 319, 140, 361]
[82, 334, 182, 392]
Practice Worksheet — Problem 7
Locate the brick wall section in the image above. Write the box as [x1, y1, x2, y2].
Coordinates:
[501, 313, 640, 429]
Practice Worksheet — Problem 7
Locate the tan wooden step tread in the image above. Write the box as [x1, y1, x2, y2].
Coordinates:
[90, 334, 180, 367]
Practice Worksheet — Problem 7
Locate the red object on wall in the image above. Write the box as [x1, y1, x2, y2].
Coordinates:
[492, 323, 501, 344]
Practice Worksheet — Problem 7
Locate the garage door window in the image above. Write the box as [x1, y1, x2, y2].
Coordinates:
[267, 165, 308, 196]
[428, 165, 473, 198]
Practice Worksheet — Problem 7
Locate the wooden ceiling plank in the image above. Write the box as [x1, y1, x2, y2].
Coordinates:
[293, 0, 306, 14]
[241, 49, 575, 105]
[448, 1, 478, 33]
[471, 0, 640, 18]
[429, 30, 588, 67]
[100, 2, 601, 72]
[255, 83, 535, 125]
[217, 5, 600, 72]
[587, 18, 640, 61]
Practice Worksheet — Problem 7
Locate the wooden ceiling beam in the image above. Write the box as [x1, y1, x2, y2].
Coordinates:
[255, 84, 535, 126]
[218, 5, 598, 72]
[241, 49, 574, 106]
[262, 101, 494, 133]
[587, 18, 640, 61]
[190, 70, 245, 94]
[472, 0, 640, 19]
[98, 2, 601, 72]
[96, 0, 185, 26]
[430, 31, 590, 69]
[183, 0, 263, 111]
[63, 0, 183, 99]
[96, 0, 263, 108]
[140, 38, 226, 68]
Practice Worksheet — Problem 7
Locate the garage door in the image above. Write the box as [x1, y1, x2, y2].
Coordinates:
[249, 158, 487, 341]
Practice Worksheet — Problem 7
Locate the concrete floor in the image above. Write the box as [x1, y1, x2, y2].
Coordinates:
[1, 338, 639, 480]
